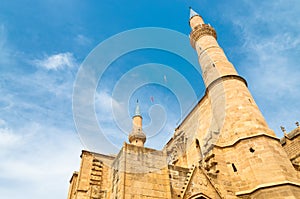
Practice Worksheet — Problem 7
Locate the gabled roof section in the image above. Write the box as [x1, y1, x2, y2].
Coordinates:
[183, 166, 221, 199]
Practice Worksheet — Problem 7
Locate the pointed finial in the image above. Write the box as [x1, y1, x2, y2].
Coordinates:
[134, 99, 141, 116]
[280, 126, 287, 135]
[296, 121, 299, 127]
[189, 7, 199, 19]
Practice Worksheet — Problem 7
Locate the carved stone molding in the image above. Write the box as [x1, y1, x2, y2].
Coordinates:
[190, 24, 217, 48]
[167, 133, 187, 165]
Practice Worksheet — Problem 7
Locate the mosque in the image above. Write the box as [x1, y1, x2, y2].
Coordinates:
[67, 8, 300, 199]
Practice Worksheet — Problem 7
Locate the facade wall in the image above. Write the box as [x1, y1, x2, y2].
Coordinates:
[122, 143, 172, 199]
[68, 172, 78, 199]
[168, 165, 190, 198]
[210, 136, 300, 197]
[281, 130, 300, 178]
[76, 151, 94, 199]
[164, 94, 213, 169]
[67, 151, 115, 199]
[283, 137, 300, 159]
[110, 147, 126, 199]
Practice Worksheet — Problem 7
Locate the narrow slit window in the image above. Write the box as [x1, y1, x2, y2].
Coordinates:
[232, 163, 237, 172]
[196, 139, 200, 148]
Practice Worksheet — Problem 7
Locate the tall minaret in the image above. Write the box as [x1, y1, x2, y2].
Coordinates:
[189, 7, 274, 146]
[128, 100, 146, 147]
[188, 8, 300, 198]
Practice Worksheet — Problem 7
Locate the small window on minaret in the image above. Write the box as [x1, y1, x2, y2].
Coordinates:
[196, 139, 200, 148]
[232, 163, 237, 172]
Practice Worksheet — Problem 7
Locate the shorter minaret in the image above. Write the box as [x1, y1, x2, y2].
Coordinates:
[128, 100, 146, 147]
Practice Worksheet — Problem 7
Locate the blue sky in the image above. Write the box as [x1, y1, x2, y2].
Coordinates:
[1, 0, 300, 198]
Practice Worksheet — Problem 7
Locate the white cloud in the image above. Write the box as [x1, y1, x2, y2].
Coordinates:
[0, 120, 82, 199]
[0, 118, 6, 126]
[33, 52, 77, 70]
[0, 126, 22, 149]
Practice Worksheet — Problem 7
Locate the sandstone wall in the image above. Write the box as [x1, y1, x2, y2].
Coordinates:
[121, 143, 172, 199]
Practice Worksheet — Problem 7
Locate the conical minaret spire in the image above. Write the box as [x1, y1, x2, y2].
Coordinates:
[134, 99, 141, 116]
[189, 7, 199, 19]
[128, 100, 146, 147]
[189, 7, 205, 31]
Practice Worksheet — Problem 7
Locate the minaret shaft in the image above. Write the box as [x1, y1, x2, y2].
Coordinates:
[132, 115, 142, 128]
[185, 9, 300, 199]
[189, 11, 275, 146]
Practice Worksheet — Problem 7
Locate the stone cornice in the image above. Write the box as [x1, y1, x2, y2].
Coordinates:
[213, 133, 279, 149]
[206, 74, 248, 91]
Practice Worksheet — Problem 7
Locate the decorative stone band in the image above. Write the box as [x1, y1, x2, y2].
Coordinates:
[206, 74, 248, 91]
[235, 181, 300, 196]
[190, 24, 217, 48]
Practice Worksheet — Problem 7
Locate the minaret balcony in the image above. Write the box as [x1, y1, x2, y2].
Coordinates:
[190, 24, 217, 48]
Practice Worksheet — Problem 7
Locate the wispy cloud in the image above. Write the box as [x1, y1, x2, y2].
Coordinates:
[0, 24, 14, 67]
[95, 91, 128, 142]
[75, 34, 92, 46]
[33, 52, 77, 70]
[224, 0, 300, 135]
[0, 66, 76, 131]
[95, 91, 122, 117]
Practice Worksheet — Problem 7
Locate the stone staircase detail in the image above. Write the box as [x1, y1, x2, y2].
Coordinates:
[179, 164, 196, 198]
